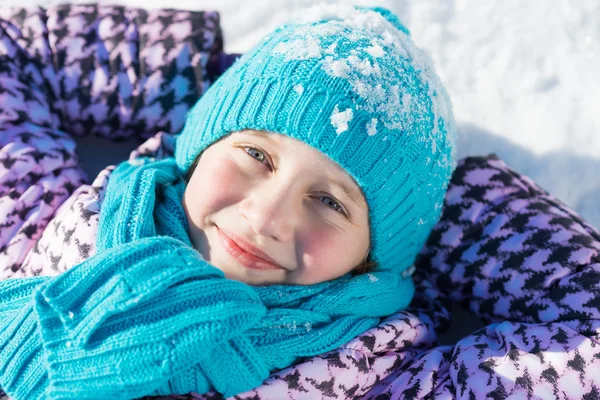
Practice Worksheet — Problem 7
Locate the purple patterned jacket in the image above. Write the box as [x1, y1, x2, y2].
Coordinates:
[1, 4, 599, 400]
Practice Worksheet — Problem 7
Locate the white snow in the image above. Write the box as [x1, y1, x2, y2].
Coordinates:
[268, 6, 451, 139]
[273, 37, 321, 60]
[401, 265, 416, 278]
[323, 56, 351, 78]
[330, 105, 354, 134]
[367, 118, 378, 136]
[366, 43, 385, 58]
[324, 42, 337, 54]
[18, 0, 599, 229]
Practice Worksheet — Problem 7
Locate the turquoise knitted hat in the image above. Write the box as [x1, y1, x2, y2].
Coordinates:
[175, 4, 456, 276]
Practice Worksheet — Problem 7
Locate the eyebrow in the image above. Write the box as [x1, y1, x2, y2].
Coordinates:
[329, 176, 366, 210]
[243, 130, 279, 145]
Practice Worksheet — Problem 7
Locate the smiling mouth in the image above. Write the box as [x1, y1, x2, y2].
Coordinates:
[216, 226, 284, 271]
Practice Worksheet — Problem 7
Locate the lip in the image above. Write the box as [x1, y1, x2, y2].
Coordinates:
[217, 226, 283, 271]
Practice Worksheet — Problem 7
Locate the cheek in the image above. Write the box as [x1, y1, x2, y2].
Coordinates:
[184, 157, 247, 226]
[300, 226, 363, 282]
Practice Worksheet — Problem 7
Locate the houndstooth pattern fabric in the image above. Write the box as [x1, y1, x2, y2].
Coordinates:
[363, 155, 600, 399]
[0, 3, 221, 280]
[1, 4, 599, 400]
[0, 3, 221, 140]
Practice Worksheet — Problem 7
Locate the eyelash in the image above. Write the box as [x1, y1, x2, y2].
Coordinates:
[242, 146, 348, 217]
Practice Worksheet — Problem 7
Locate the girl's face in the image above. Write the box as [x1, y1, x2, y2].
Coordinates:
[182, 130, 371, 286]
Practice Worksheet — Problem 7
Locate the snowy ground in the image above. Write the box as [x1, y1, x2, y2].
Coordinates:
[3, 0, 599, 228]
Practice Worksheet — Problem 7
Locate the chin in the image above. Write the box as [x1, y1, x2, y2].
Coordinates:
[226, 271, 281, 286]
[209, 261, 282, 286]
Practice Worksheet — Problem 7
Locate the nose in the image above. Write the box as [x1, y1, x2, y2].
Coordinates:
[238, 180, 296, 243]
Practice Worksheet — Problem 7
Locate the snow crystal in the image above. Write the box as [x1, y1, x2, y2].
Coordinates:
[353, 82, 386, 104]
[286, 321, 298, 331]
[366, 43, 385, 58]
[323, 56, 350, 78]
[355, 57, 380, 76]
[304, 322, 312, 332]
[367, 118, 378, 136]
[129, 158, 144, 166]
[330, 105, 353, 134]
[67, 311, 75, 319]
[305, 38, 322, 58]
[294, 84, 304, 94]
[428, 86, 440, 137]
[401, 265, 416, 278]
[273, 37, 321, 60]
[324, 53, 382, 78]
[368, 273, 379, 282]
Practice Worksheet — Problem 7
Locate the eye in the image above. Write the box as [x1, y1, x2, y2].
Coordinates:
[243, 146, 271, 168]
[320, 196, 347, 216]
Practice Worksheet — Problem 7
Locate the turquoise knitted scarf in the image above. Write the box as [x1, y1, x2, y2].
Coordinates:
[0, 157, 414, 399]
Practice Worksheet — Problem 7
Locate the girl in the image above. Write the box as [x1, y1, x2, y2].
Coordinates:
[2, 3, 600, 400]
[0, 4, 455, 399]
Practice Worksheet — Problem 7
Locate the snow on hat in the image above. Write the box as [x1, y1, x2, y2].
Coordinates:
[175, 4, 456, 276]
